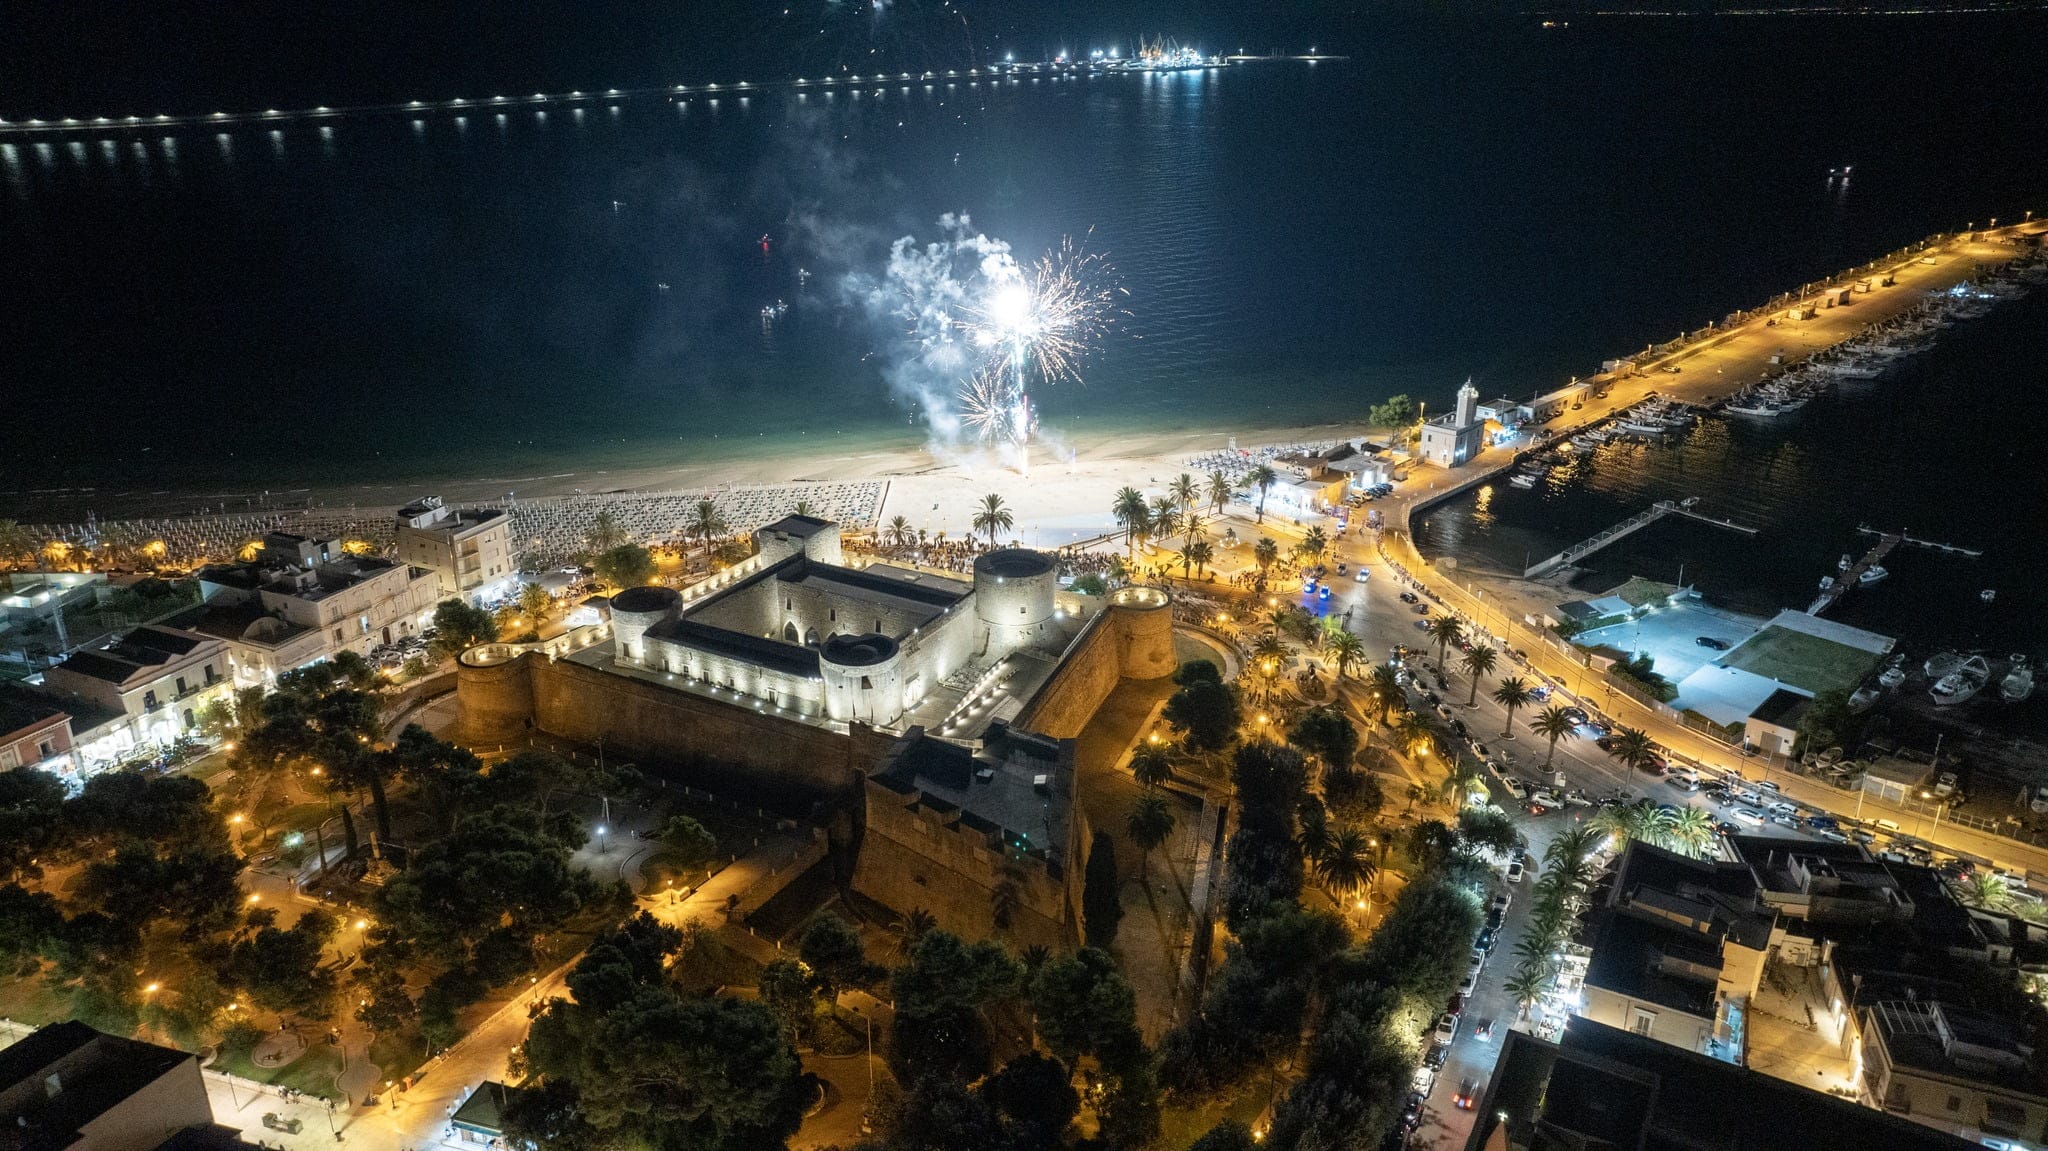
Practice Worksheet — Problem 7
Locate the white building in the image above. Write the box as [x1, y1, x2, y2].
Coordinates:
[173, 533, 443, 686]
[1417, 379, 1488, 468]
[395, 498, 515, 605]
[613, 515, 1065, 729]
[38, 625, 230, 759]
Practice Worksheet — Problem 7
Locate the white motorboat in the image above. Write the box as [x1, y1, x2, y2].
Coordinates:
[2003, 657, 2035, 704]
[1981, 589, 1997, 603]
[1929, 655, 1991, 707]
[1878, 665, 1906, 688]
[1858, 565, 1889, 585]
[1509, 473, 1537, 489]
[1838, 554, 1853, 571]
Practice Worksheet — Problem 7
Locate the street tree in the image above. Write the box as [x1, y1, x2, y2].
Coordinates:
[1248, 465, 1278, 522]
[1112, 488, 1151, 557]
[1286, 706, 1358, 783]
[593, 543, 656, 590]
[428, 599, 498, 659]
[517, 582, 553, 626]
[1425, 614, 1464, 670]
[1163, 676, 1239, 752]
[1326, 628, 1365, 681]
[797, 914, 877, 1002]
[1531, 705, 1579, 767]
[1492, 676, 1535, 738]
[1460, 645, 1498, 705]
[1207, 471, 1233, 514]
[688, 500, 729, 550]
[224, 908, 339, 1017]
[971, 493, 1014, 546]
[1125, 793, 1176, 874]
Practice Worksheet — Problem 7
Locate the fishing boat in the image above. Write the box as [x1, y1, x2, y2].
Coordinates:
[1929, 655, 1991, 707]
[1726, 398, 1788, 417]
[2003, 657, 2035, 704]
[1924, 651, 1964, 678]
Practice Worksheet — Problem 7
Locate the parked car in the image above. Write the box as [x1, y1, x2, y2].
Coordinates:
[1457, 969, 1479, 997]
[1695, 636, 1730, 650]
[1476, 927, 1499, 953]
[1413, 602, 1431, 614]
[1806, 815, 1840, 830]
[1528, 789, 1563, 811]
[1505, 859, 1526, 883]
[1434, 1013, 1460, 1046]
[1933, 772, 1958, 797]
[1400, 591, 1420, 604]
[1501, 777, 1529, 801]
[1561, 707, 1589, 726]
[1489, 892, 1513, 916]
[1732, 807, 1766, 826]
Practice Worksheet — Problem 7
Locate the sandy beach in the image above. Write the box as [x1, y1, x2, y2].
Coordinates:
[50, 416, 1381, 546]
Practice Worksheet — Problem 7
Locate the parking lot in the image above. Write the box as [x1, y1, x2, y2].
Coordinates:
[1573, 600, 1759, 684]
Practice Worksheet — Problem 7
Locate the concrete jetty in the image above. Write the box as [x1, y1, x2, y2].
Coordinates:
[1523, 498, 1758, 578]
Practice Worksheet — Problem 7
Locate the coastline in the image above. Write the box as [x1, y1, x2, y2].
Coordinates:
[7, 413, 1377, 535]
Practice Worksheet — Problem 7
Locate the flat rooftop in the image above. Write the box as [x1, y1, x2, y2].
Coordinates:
[873, 725, 1071, 868]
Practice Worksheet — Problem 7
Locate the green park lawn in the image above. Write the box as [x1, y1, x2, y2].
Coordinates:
[1720, 625, 1885, 696]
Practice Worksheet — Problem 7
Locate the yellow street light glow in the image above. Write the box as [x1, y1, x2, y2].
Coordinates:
[247, 893, 261, 904]
[144, 982, 161, 994]
[354, 919, 368, 930]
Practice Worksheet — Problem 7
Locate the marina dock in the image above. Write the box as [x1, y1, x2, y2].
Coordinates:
[1856, 524, 1983, 558]
[1523, 498, 1758, 578]
[1809, 531, 1903, 614]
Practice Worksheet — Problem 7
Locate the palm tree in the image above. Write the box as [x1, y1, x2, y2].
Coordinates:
[1367, 663, 1403, 724]
[972, 493, 1014, 547]
[1504, 965, 1553, 1022]
[1297, 801, 1335, 866]
[1112, 487, 1150, 557]
[586, 509, 629, 554]
[1425, 615, 1464, 671]
[1964, 871, 2013, 912]
[1181, 511, 1208, 546]
[688, 500, 729, 550]
[1129, 744, 1174, 790]
[887, 515, 912, 549]
[1405, 782, 1433, 814]
[1531, 706, 1578, 768]
[1186, 539, 1215, 577]
[1440, 758, 1488, 807]
[1545, 824, 1605, 871]
[1251, 634, 1288, 699]
[1169, 473, 1199, 516]
[1207, 471, 1233, 515]
[1396, 709, 1437, 758]
[793, 499, 814, 517]
[1326, 630, 1365, 681]
[887, 908, 938, 959]
[1607, 726, 1659, 773]
[1316, 826, 1376, 905]
[0, 520, 33, 570]
[1492, 676, 1535, 738]
[1295, 526, 1329, 566]
[1149, 496, 1180, 544]
[1248, 464, 1278, 523]
[1126, 793, 1177, 873]
[1460, 645, 1498, 707]
[1252, 536, 1279, 576]
[1666, 808, 1716, 858]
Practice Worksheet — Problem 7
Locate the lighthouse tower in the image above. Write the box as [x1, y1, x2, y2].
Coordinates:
[1455, 377, 1480, 428]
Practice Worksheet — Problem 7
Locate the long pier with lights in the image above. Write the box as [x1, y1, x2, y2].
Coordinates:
[0, 55, 1276, 138]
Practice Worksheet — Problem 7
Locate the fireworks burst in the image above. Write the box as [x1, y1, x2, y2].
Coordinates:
[958, 367, 1031, 445]
[959, 235, 1122, 391]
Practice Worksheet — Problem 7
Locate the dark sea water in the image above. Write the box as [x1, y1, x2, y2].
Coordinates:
[4, 10, 2046, 539]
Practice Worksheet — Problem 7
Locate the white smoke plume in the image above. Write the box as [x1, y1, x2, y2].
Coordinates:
[843, 212, 1023, 451]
